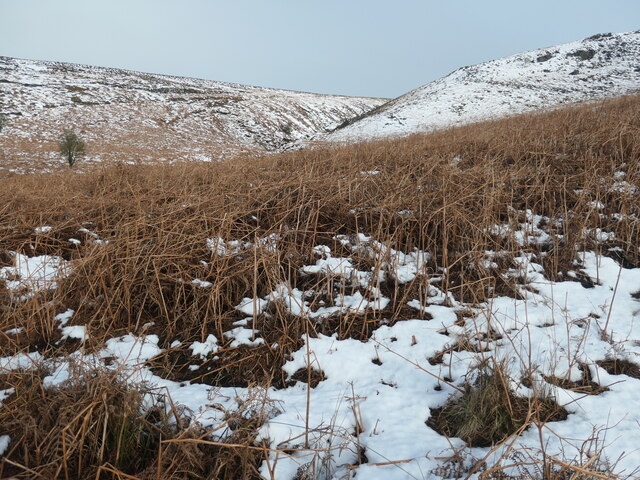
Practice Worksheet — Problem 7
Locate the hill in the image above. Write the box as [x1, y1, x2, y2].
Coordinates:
[0, 57, 385, 173]
[323, 30, 640, 142]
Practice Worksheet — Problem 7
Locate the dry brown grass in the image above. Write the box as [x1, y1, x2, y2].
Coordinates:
[0, 365, 268, 479]
[0, 94, 639, 478]
[0, 115, 262, 175]
[596, 358, 640, 379]
[2, 96, 638, 349]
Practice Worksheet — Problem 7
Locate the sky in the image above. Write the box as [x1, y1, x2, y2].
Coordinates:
[1, 1, 639, 98]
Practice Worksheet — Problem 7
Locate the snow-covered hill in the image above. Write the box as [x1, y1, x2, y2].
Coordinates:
[324, 30, 640, 142]
[0, 57, 385, 172]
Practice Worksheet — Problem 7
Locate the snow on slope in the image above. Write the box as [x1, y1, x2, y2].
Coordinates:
[3, 221, 640, 478]
[325, 31, 640, 142]
[0, 57, 385, 173]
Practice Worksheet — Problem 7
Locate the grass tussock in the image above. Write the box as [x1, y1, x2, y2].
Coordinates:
[0, 366, 164, 478]
[427, 361, 567, 448]
[0, 365, 265, 479]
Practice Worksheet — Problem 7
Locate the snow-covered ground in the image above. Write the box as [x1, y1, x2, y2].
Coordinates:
[1, 213, 639, 479]
[323, 30, 640, 142]
[0, 56, 385, 172]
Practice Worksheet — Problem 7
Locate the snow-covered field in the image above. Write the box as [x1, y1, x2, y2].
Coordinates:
[323, 30, 640, 142]
[1, 213, 639, 479]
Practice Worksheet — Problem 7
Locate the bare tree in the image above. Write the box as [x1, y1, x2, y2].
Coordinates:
[59, 129, 85, 167]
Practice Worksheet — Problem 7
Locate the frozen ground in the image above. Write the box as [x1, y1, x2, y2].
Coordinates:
[323, 30, 640, 143]
[1, 212, 639, 479]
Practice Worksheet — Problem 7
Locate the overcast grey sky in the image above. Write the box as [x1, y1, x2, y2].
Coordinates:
[1, 1, 638, 98]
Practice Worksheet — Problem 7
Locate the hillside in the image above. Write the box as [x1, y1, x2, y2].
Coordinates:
[0, 57, 385, 173]
[323, 30, 640, 142]
[0, 96, 639, 479]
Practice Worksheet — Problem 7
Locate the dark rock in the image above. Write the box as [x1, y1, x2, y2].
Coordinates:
[568, 49, 596, 61]
[537, 53, 553, 63]
[587, 33, 613, 41]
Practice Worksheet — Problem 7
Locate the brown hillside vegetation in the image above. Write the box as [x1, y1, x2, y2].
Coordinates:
[0, 95, 639, 478]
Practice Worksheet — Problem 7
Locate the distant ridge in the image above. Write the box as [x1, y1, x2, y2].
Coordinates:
[322, 30, 640, 142]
